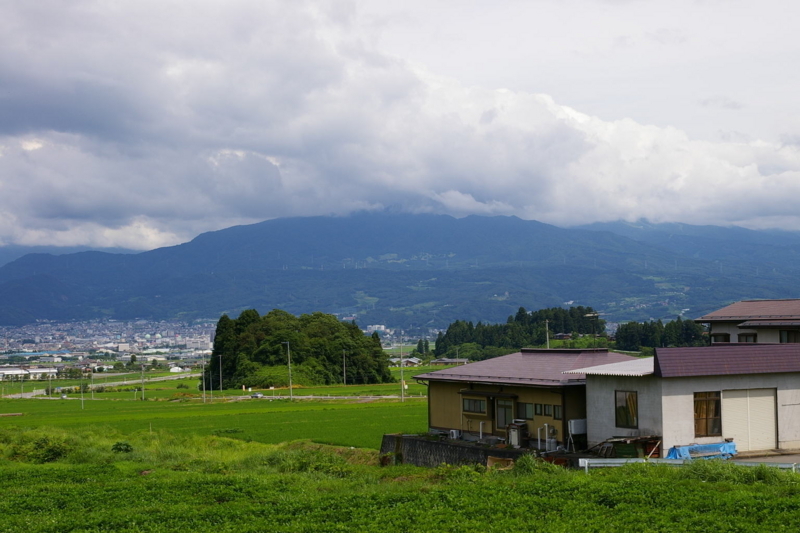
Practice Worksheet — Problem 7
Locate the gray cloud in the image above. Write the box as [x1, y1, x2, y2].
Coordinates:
[699, 97, 745, 110]
[1, 0, 800, 250]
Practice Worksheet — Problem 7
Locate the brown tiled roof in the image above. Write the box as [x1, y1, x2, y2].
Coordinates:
[414, 348, 636, 387]
[737, 320, 800, 328]
[654, 344, 800, 378]
[696, 299, 800, 322]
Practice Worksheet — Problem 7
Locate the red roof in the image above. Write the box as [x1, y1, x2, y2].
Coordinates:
[414, 348, 636, 387]
[654, 343, 800, 378]
[697, 299, 800, 322]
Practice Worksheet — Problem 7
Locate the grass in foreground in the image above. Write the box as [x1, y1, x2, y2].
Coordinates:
[1, 427, 799, 533]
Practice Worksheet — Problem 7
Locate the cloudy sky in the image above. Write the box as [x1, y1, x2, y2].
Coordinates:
[2, 0, 800, 250]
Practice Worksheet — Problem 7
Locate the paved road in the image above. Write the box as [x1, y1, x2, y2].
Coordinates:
[733, 452, 800, 464]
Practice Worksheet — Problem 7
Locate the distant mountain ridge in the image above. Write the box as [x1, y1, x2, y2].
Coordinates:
[1, 213, 799, 328]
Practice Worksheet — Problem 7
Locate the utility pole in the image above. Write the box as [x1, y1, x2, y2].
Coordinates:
[342, 350, 346, 386]
[91, 370, 94, 400]
[546, 319, 550, 349]
[399, 337, 405, 403]
[201, 351, 206, 403]
[219, 353, 223, 401]
[140, 364, 145, 401]
[282, 341, 293, 401]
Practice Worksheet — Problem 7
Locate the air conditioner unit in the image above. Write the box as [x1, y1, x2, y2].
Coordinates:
[449, 429, 462, 439]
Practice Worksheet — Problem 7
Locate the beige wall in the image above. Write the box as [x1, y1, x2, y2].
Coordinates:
[585, 373, 800, 451]
[427, 380, 584, 442]
[709, 322, 781, 343]
[661, 374, 800, 450]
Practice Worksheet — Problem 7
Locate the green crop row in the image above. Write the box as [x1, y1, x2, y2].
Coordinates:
[1, 426, 799, 532]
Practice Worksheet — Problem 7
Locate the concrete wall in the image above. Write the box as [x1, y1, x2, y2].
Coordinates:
[660, 373, 800, 450]
[380, 434, 529, 467]
[584, 375, 662, 447]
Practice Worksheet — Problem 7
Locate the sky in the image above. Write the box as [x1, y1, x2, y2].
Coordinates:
[2, 0, 800, 250]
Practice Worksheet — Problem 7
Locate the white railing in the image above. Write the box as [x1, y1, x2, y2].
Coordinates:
[579, 457, 798, 474]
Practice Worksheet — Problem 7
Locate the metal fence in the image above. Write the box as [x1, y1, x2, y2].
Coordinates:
[579, 457, 799, 474]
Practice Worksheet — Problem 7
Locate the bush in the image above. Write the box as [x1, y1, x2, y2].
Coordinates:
[111, 441, 134, 454]
[9, 435, 72, 463]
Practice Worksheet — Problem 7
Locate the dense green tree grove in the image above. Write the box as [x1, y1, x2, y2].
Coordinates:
[434, 306, 605, 359]
[203, 309, 393, 390]
[614, 316, 707, 351]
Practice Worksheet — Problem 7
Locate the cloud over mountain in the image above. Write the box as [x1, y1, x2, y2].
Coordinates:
[1, 0, 800, 249]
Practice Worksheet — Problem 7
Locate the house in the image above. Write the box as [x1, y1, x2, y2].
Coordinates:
[696, 299, 800, 344]
[389, 357, 422, 367]
[414, 348, 636, 444]
[569, 344, 800, 453]
[430, 358, 469, 366]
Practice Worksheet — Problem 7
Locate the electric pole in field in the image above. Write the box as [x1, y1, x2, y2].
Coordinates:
[282, 341, 293, 401]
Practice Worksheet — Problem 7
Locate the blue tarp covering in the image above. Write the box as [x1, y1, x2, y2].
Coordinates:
[666, 442, 737, 460]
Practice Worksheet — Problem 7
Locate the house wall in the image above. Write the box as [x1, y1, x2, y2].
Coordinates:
[709, 322, 780, 343]
[584, 375, 663, 447]
[660, 373, 800, 450]
[427, 381, 578, 442]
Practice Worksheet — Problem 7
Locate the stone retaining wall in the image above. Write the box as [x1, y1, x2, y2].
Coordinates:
[380, 434, 530, 467]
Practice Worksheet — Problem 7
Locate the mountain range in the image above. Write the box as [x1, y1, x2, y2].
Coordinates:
[1, 213, 799, 330]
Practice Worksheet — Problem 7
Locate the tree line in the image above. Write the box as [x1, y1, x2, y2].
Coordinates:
[433, 306, 605, 360]
[204, 309, 393, 390]
[613, 316, 707, 351]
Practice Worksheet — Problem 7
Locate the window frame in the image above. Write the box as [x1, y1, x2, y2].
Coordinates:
[615, 390, 639, 429]
[694, 391, 722, 438]
[738, 333, 757, 343]
[534, 403, 543, 416]
[780, 330, 800, 343]
[462, 398, 486, 414]
[516, 402, 534, 420]
[710, 333, 730, 343]
[543, 404, 553, 417]
[553, 405, 563, 420]
[496, 399, 513, 429]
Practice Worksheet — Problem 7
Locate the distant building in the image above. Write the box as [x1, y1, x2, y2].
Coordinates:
[430, 358, 468, 366]
[697, 299, 800, 344]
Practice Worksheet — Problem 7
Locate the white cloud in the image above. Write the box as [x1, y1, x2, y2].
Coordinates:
[1, 0, 800, 250]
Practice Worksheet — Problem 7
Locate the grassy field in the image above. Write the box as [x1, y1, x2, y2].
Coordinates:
[3, 363, 800, 532]
[0, 394, 427, 450]
[2, 426, 800, 533]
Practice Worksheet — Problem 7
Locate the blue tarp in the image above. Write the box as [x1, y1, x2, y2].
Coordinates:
[666, 442, 737, 460]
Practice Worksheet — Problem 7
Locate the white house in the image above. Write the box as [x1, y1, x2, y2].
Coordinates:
[567, 344, 800, 453]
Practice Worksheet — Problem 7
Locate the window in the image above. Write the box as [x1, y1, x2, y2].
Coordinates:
[615, 391, 638, 429]
[780, 330, 800, 343]
[553, 405, 563, 420]
[544, 404, 553, 417]
[738, 333, 757, 343]
[710, 333, 730, 343]
[497, 399, 513, 429]
[534, 403, 543, 416]
[516, 402, 534, 419]
[694, 391, 721, 437]
[462, 398, 486, 414]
